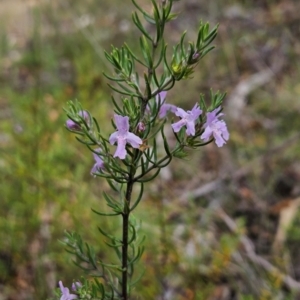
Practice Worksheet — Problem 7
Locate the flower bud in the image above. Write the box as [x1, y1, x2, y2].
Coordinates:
[137, 122, 145, 132]
[66, 119, 81, 131]
[66, 110, 90, 132]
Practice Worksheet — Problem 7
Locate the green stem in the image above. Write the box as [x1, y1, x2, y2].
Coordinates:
[122, 165, 135, 299]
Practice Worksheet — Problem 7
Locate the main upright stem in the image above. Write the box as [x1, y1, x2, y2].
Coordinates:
[122, 177, 134, 300]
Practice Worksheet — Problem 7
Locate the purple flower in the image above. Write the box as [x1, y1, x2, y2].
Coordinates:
[171, 103, 202, 136]
[200, 107, 229, 147]
[156, 92, 177, 118]
[66, 110, 90, 131]
[59, 281, 78, 300]
[91, 148, 105, 174]
[109, 114, 143, 159]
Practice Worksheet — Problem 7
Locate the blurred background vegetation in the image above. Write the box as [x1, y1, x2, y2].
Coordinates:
[1, 0, 300, 299]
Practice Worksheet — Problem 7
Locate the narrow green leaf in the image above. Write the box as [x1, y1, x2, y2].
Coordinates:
[143, 73, 152, 99]
[130, 183, 144, 212]
[75, 136, 96, 145]
[132, 12, 153, 41]
[91, 208, 120, 217]
[200, 45, 215, 58]
[107, 83, 141, 97]
[124, 43, 147, 67]
[144, 13, 156, 24]
[103, 72, 125, 82]
[137, 168, 160, 182]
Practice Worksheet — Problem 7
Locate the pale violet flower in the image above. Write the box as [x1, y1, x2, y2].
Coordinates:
[91, 148, 104, 174]
[200, 107, 229, 147]
[109, 114, 143, 159]
[59, 281, 78, 300]
[171, 103, 202, 136]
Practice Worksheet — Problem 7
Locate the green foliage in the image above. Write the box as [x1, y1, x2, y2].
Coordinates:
[1, 0, 300, 299]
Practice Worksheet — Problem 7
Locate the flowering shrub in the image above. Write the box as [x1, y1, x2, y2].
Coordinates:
[58, 0, 228, 298]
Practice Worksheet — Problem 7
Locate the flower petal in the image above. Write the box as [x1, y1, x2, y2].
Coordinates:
[59, 281, 65, 292]
[174, 107, 187, 118]
[185, 121, 196, 136]
[172, 119, 185, 133]
[91, 149, 104, 174]
[156, 91, 167, 104]
[213, 131, 226, 147]
[126, 132, 142, 148]
[200, 127, 213, 141]
[191, 104, 202, 119]
[159, 103, 177, 118]
[114, 114, 129, 134]
[109, 132, 118, 145]
[113, 138, 127, 159]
